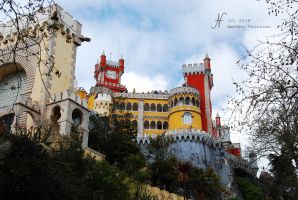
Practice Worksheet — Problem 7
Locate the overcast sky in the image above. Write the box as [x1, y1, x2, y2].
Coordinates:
[55, 0, 284, 170]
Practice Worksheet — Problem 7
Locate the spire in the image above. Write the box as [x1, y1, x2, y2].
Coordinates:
[216, 112, 220, 118]
[205, 52, 210, 59]
[120, 53, 123, 60]
[102, 50, 105, 56]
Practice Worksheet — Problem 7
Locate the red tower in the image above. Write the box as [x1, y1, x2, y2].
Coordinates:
[183, 53, 214, 134]
[94, 51, 127, 93]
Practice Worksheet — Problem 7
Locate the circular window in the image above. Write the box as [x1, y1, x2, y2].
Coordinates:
[183, 112, 192, 124]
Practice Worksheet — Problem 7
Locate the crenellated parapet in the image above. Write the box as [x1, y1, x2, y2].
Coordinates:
[49, 90, 88, 108]
[182, 63, 205, 75]
[137, 129, 217, 147]
[0, 4, 85, 46]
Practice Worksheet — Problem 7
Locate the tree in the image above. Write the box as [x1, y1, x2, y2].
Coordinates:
[189, 167, 227, 200]
[146, 134, 178, 190]
[0, 125, 136, 200]
[230, 0, 298, 170]
[88, 113, 145, 169]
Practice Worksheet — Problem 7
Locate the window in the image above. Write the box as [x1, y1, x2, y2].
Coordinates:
[163, 121, 168, 130]
[157, 104, 162, 112]
[183, 112, 192, 124]
[144, 121, 149, 129]
[144, 103, 149, 111]
[150, 103, 156, 111]
[150, 121, 156, 129]
[163, 104, 169, 112]
[157, 121, 162, 129]
[133, 103, 138, 111]
[126, 102, 132, 110]
[185, 97, 190, 105]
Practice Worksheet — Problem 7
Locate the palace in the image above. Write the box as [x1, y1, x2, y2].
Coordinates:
[77, 51, 224, 140]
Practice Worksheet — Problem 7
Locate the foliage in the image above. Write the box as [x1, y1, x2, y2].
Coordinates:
[269, 152, 298, 200]
[88, 113, 148, 179]
[235, 177, 265, 200]
[229, 1, 298, 198]
[189, 167, 227, 200]
[0, 126, 143, 200]
[88, 113, 139, 164]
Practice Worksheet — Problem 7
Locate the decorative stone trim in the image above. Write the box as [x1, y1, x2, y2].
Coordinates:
[169, 86, 200, 97]
[114, 92, 169, 100]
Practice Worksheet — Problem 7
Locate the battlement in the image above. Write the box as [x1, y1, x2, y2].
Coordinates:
[49, 90, 88, 108]
[0, 4, 82, 39]
[95, 93, 112, 102]
[106, 60, 120, 67]
[182, 63, 205, 74]
[137, 129, 216, 147]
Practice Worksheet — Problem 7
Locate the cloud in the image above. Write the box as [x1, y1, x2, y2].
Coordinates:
[121, 71, 169, 92]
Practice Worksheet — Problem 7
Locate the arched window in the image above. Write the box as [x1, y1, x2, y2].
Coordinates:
[150, 121, 156, 129]
[183, 112, 192, 124]
[126, 102, 132, 111]
[144, 103, 149, 111]
[132, 120, 137, 128]
[191, 98, 195, 106]
[157, 121, 162, 130]
[163, 121, 168, 130]
[133, 103, 138, 111]
[179, 97, 184, 105]
[185, 97, 190, 105]
[120, 102, 125, 110]
[144, 121, 149, 129]
[196, 100, 200, 107]
[72, 108, 83, 126]
[163, 104, 169, 112]
[150, 103, 156, 111]
[174, 98, 178, 106]
[113, 102, 119, 110]
[157, 104, 162, 112]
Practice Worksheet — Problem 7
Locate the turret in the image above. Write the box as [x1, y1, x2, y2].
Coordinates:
[100, 50, 106, 67]
[119, 54, 124, 73]
[215, 112, 221, 127]
[204, 53, 211, 70]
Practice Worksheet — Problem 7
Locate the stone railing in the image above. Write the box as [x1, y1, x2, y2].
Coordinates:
[49, 90, 88, 108]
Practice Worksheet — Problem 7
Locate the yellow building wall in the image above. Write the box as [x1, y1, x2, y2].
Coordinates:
[169, 106, 202, 130]
[50, 31, 76, 94]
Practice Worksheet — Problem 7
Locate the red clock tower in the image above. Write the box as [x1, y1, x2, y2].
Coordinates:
[94, 51, 127, 93]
